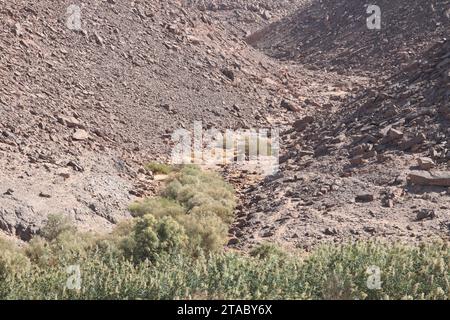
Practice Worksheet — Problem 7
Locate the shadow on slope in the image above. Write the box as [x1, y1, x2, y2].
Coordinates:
[247, 0, 449, 75]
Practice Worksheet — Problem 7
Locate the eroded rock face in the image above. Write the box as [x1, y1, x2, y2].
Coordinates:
[247, 0, 450, 75]
[187, 0, 305, 37]
[0, 201, 40, 241]
[1, 0, 449, 250]
[417, 157, 436, 171]
[408, 172, 450, 187]
[229, 10, 450, 250]
[0, 0, 312, 239]
[288, 39, 450, 173]
[0, 152, 135, 238]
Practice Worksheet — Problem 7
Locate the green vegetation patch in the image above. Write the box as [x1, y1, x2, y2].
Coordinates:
[130, 165, 236, 252]
[145, 162, 173, 175]
[0, 166, 449, 300]
[1, 237, 449, 300]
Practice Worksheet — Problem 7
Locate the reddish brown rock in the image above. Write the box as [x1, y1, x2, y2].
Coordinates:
[408, 171, 450, 187]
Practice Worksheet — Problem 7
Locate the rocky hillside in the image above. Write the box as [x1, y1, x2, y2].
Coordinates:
[1, 0, 448, 251]
[186, 0, 307, 37]
[1, 0, 358, 240]
[247, 0, 450, 75]
[0, 0, 287, 239]
[232, 28, 450, 250]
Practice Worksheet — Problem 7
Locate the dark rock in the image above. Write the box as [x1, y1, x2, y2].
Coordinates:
[323, 227, 338, 235]
[293, 116, 314, 131]
[415, 209, 436, 221]
[281, 99, 301, 112]
[67, 161, 84, 172]
[363, 226, 376, 234]
[356, 194, 375, 203]
[221, 68, 235, 81]
[39, 192, 52, 198]
[3, 189, 14, 195]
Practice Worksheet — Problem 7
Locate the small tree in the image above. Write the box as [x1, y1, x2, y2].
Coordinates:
[132, 215, 188, 262]
[40, 214, 76, 241]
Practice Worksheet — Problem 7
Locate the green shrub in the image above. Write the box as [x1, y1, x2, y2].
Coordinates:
[177, 212, 228, 253]
[1, 167, 449, 300]
[129, 165, 236, 253]
[25, 231, 95, 267]
[163, 166, 236, 222]
[24, 236, 53, 266]
[40, 214, 76, 241]
[26, 215, 95, 267]
[0, 238, 30, 298]
[145, 162, 173, 175]
[250, 243, 287, 260]
[1, 241, 449, 300]
[129, 197, 184, 218]
[95, 219, 136, 260]
[132, 215, 188, 263]
[0, 238, 30, 277]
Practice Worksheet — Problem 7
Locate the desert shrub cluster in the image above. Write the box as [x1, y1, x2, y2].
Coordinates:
[1, 238, 449, 300]
[0, 166, 449, 300]
[145, 162, 173, 175]
[129, 165, 235, 252]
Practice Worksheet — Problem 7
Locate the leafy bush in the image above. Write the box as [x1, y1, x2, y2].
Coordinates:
[129, 197, 184, 218]
[95, 219, 136, 260]
[1, 167, 449, 300]
[221, 134, 275, 157]
[132, 215, 188, 262]
[177, 212, 229, 253]
[1, 241, 449, 300]
[163, 166, 236, 225]
[25, 232, 96, 267]
[0, 237, 30, 298]
[250, 243, 287, 260]
[40, 214, 76, 241]
[24, 215, 98, 268]
[130, 165, 236, 253]
[0, 238, 30, 277]
[145, 162, 173, 175]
